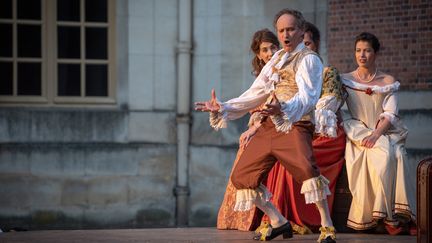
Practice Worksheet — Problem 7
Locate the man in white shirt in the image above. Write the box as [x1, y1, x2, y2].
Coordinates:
[195, 9, 336, 243]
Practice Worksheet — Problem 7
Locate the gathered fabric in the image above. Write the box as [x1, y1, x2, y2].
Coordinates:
[300, 175, 332, 204]
[234, 184, 272, 212]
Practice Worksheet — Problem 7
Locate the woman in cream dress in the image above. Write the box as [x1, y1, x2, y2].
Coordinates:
[341, 32, 416, 234]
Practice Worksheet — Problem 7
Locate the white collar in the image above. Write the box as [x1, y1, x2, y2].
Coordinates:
[342, 77, 400, 93]
[287, 42, 306, 56]
[274, 43, 306, 69]
[259, 43, 309, 90]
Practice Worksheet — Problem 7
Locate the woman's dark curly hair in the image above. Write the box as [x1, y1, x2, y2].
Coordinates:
[355, 32, 380, 53]
[250, 28, 279, 77]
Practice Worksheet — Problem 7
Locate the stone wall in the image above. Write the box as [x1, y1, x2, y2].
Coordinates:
[0, 0, 180, 230]
[0, 109, 176, 230]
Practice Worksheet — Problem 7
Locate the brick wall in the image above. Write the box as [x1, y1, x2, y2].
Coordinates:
[328, 0, 432, 90]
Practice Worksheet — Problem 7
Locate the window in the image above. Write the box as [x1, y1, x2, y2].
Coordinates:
[0, 0, 116, 105]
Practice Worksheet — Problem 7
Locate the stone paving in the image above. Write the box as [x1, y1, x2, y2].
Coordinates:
[0, 227, 416, 243]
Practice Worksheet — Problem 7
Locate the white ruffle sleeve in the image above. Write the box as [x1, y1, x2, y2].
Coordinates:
[314, 95, 342, 137]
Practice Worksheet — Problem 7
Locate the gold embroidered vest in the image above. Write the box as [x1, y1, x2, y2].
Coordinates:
[268, 47, 320, 122]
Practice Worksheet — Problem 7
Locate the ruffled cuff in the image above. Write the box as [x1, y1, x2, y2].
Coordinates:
[209, 111, 227, 130]
[300, 175, 331, 204]
[379, 111, 397, 126]
[314, 109, 338, 138]
[270, 113, 293, 133]
[233, 184, 272, 212]
[269, 102, 293, 133]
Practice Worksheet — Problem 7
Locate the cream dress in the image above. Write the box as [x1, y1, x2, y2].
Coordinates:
[342, 77, 416, 230]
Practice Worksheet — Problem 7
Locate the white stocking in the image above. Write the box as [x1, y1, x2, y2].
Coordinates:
[254, 190, 287, 228]
[315, 199, 333, 227]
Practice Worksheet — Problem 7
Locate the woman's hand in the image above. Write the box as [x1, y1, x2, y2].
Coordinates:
[361, 133, 380, 148]
[194, 89, 221, 113]
[239, 124, 260, 149]
[361, 117, 392, 148]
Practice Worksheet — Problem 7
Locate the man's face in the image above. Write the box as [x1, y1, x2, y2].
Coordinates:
[303, 31, 318, 52]
[276, 14, 304, 52]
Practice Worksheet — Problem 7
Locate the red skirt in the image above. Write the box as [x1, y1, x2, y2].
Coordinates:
[262, 124, 346, 230]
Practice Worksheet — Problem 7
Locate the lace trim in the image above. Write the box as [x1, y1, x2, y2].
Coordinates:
[314, 108, 337, 137]
[342, 78, 400, 93]
[248, 111, 263, 127]
[258, 49, 286, 86]
[263, 76, 275, 93]
[233, 184, 272, 212]
[261, 44, 309, 85]
[209, 112, 227, 130]
[378, 112, 398, 126]
[270, 112, 293, 133]
[300, 175, 331, 204]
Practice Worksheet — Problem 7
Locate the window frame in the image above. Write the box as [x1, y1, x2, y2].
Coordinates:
[0, 0, 117, 106]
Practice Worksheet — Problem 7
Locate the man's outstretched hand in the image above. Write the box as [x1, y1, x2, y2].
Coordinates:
[195, 89, 221, 113]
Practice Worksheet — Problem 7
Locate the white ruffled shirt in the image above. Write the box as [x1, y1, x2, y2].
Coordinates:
[215, 43, 323, 130]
